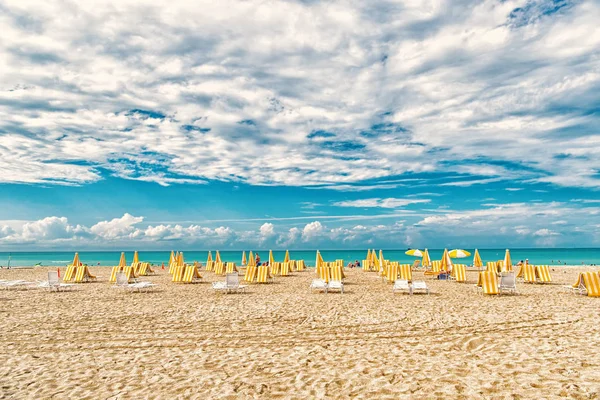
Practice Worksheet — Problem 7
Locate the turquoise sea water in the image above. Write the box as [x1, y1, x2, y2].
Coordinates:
[1, 249, 599, 267]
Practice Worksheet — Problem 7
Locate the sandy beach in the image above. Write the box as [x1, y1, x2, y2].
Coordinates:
[1, 266, 600, 399]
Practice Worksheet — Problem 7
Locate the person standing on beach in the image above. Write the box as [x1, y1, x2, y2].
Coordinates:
[256, 253, 261, 266]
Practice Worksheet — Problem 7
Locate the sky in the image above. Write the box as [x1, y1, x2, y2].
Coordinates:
[0, 0, 599, 250]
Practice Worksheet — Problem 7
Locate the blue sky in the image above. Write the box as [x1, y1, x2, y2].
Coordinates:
[0, 0, 599, 250]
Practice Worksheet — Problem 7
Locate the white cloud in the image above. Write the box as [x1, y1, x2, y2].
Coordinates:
[534, 228, 560, 237]
[302, 221, 323, 241]
[89, 213, 144, 240]
[0, 0, 598, 190]
[334, 198, 430, 208]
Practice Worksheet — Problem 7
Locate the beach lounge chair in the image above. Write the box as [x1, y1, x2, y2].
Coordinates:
[63, 265, 77, 282]
[328, 280, 344, 293]
[214, 262, 225, 276]
[280, 262, 291, 276]
[330, 265, 344, 282]
[73, 265, 97, 283]
[244, 264, 257, 283]
[38, 271, 75, 292]
[256, 265, 274, 283]
[411, 281, 430, 295]
[392, 279, 411, 295]
[115, 272, 157, 292]
[535, 265, 552, 283]
[386, 263, 399, 283]
[137, 262, 155, 276]
[399, 264, 412, 281]
[478, 271, 499, 295]
[212, 273, 247, 293]
[226, 262, 238, 274]
[296, 260, 306, 271]
[499, 272, 517, 294]
[310, 279, 328, 293]
[424, 260, 441, 277]
[1, 280, 34, 290]
[566, 273, 587, 295]
[412, 260, 421, 269]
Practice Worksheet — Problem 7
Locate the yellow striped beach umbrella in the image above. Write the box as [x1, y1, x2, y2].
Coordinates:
[284, 250, 290, 263]
[316, 250, 324, 269]
[177, 252, 185, 267]
[449, 249, 471, 258]
[133, 251, 139, 264]
[242, 251, 247, 265]
[269, 250, 275, 265]
[118, 252, 126, 268]
[379, 249, 384, 269]
[422, 249, 431, 268]
[371, 249, 379, 268]
[215, 251, 222, 264]
[169, 250, 175, 266]
[473, 249, 483, 269]
[207, 251, 213, 263]
[248, 251, 255, 267]
[72, 252, 81, 266]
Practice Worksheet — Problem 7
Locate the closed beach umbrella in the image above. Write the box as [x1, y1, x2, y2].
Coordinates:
[405, 249, 424, 257]
[284, 250, 290, 263]
[248, 251, 255, 267]
[72, 252, 81, 266]
[169, 251, 175, 266]
[440, 248, 453, 272]
[449, 249, 471, 258]
[215, 251, 222, 264]
[379, 249, 384, 268]
[118, 252, 126, 268]
[372, 249, 379, 268]
[133, 251, 139, 264]
[504, 249, 512, 270]
[269, 250, 275, 265]
[178, 252, 185, 266]
[316, 250, 324, 269]
[422, 249, 431, 268]
[242, 251, 247, 265]
[473, 249, 483, 269]
[207, 251, 213, 263]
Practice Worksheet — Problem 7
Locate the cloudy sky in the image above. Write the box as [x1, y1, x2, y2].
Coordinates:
[1, 0, 599, 250]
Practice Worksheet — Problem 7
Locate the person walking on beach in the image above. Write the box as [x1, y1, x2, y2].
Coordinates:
[255, 253, 261, 266]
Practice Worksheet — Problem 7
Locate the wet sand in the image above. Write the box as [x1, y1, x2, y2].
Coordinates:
[1, 266, 599, 399]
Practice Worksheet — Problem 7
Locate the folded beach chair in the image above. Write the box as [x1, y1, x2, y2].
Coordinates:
[226, 262, 238, 274]
[567, 273, 587, 295]
[63, 265, 77, 282]
[412, 260, 421, 269]
[399, 264, 412, 281]
[386, 263, 399, 283]
[522, 264, 536, 283]
[330, 265, 344, 282]
[38, 271, 75, 292]
[499, 272, 517, 294]
[412, 281, 430, 295]
[579, 272, 600, 297]
[296, 260, 306, 271]
[73, 265, 97, 283]
[256, 265, 274, 283]
[392, 279, 411, 295]
[486, 262, 498, 274]
[171, 264, 185, 282]
[244, 265, 257, 283]
[214, 262, 226, 276]
[535, 265, 552, 283]
[328, 280, 344, 293]
[310, 279, 328, 293]
[478, 271, 499, 295]
[424, 260, 441, 277]
[182, 264, 203, 283]
[205, 261, 215, 272]
[452, 264, 467, 283]
[280, 262, 291, 276]
[137, 262, 155, 276]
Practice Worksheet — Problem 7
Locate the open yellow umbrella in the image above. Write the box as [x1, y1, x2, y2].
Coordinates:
[284, 250, 290, 263]
[269, 250, 275, 265]
[242, 251, 247, 265]
[440, 248, 453, 272]
[133, 251, 139, 264]
[215, 251, 222, 264]
[405, 249, 424, 257]
[207, 251, 213, 263]
[504, 249, 512, 270]
[449, 249, 471, 258]
[473, 249, 483, 269]
[422, 249, 431, 268]
[118, 252, 126, 268]
[72, 252, 81, 266]
[248, 251, 255, 267]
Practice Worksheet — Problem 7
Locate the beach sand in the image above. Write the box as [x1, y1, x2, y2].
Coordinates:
[1, 266, 600, 399]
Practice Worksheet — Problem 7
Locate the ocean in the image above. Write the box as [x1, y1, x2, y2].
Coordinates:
[1, 248, 599, 267]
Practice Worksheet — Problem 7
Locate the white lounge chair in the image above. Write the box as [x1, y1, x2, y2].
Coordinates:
[393, 279, 411, 295]
[310, 279, 328, 293]
[1, 280, 34, 290]
[212, 273, 248, 293]
[38, 271, 75, 292]
[499, 273, 517, 294]
[412, 281, 430, 295]
[328, 280, 344, 294]
[115, 272, 157, 292]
